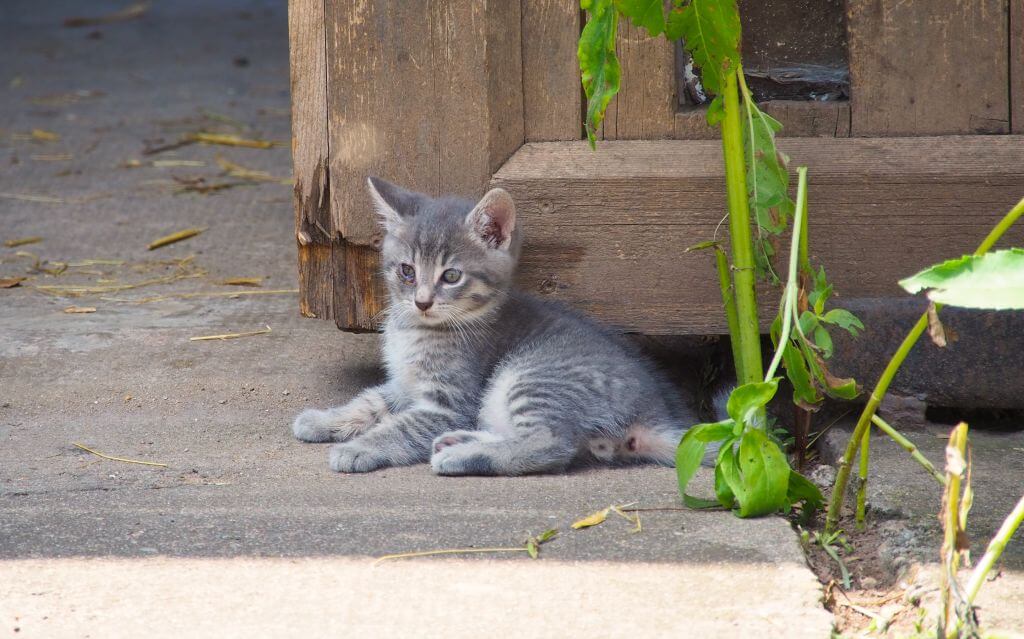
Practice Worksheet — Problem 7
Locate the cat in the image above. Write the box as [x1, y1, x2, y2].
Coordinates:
[291, 177, 699, 475]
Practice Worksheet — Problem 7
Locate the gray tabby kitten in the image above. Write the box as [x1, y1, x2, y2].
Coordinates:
[292, 178, 697, 475]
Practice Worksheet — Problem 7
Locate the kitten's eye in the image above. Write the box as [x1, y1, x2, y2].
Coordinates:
[399, 263, 415, 282]
[441, 268, 462, 284]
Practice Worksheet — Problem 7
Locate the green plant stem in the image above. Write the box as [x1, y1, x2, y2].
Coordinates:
[716, 248, 745, 383]
[720, 67, 763, 386]
[963, 493, 1024, 608]
[855, 426, 870, 529]
[825, 197, 1024, 534]
[870, 414, 946, 485]
[797, 182, 810, 275]
[765, 167, 807, 381]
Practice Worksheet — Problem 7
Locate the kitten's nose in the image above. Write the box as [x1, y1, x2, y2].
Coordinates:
[415, 299, 433, 312]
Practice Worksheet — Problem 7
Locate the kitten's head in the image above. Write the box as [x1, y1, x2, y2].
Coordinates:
[368, 177, 520, 327]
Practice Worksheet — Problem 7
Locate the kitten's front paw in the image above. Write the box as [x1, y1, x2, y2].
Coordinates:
[292, 409, 336, 442]
[328, 442, 389, 473]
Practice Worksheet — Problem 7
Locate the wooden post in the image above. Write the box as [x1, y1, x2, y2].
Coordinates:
[288, 0, 524, 330]
[288, 0, 335, 320]
[521, 0, 582, 142]
[847, 0, 1010, 136]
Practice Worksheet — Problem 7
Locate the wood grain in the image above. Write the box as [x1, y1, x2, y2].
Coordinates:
[288, 0, 334, 321]
[493, 138, 1024, 334]
[521, 0, 582, 141]
[847, 0, 1010, 136]
[324, 0, 524, 247]
[601, 16, 675, 140]
[674, 101, 850, 139]
[1013, 0, 1023, 133]
[314, 0, 523, 330]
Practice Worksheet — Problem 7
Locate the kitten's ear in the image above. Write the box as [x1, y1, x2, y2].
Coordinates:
[465, 188, 516, 250]
[367, 176, 420, 232]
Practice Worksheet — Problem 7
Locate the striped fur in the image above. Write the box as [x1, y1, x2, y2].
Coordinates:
[292, 178, 699, 475]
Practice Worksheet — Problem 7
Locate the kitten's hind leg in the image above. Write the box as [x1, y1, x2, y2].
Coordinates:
[430, 425, 576, 476]
[292, 385, 392, 443]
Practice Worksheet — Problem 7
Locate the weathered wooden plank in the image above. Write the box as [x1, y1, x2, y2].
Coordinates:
[492, 138, 1024, 334]
[1013, 0, 1024, 133]
[602, 16, 675, 140]
[673, 101, 850, 139]
[288, 0, 334, 320]
[761, 101, 850, 137]
[319, 0, 523, 330]
[521, 0, 582, 141]
[486, 0, 526, 171]
[847, 0, 1009, 136]
[324, 0, 524, 247]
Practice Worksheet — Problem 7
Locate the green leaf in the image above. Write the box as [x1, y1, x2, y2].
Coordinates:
[735, 428, 791, 517]
[808, 266, 832, 315]
[614, 0, 665, 36]
[664, 4, 685, 40]
[718, 444, 747, 509]
[676, 421, 733, 504]
[781, 339, 820, 408]
[798, 310, 819, 337]
[578, 0, 621, 148]
[685, 239, 720, 252]
[898, 248, 1024, 310]
[526, 539, 539, 559]
[821, 308, 864, 337]
[713, 457, 735, 508]
[813, 324, 833, 359]
[741, 99, 794, 279]
[536, 528, 558, 543]
[691, 420, 735, 442]
[705, 95, 725, 125]
[787, 471, 824, 511]
[670, 0, 741, 95]
[683, 494, 724, 509]
[675, 423, 733, 509]
[725, 380, 779, 427]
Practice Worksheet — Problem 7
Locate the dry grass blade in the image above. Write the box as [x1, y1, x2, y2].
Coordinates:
[64, 306, 96, 313]
[63, 2, 150, 27]
[0, 192, 66, 204]
[147, 227, 205, 250]
[171, 176, 246, 195]
[152, 160, 206, 168]
[31, 153, 73, 162]
[189, 325, 272, 342]
[4, 237, 43, 248]
[30, 128, 59, 142]
[572, 507, 610, 529]
[0, 277, 26, 288]
[373, 547, 526, 565]
[28, 90, 104, 107]
[215, 155, 291, 184]
[32, 274, 201, 296]
[73, 442, 167, 467]
[66, 259, 125, 267]
[219, 277, 263, 287]
[187, 132, 276, 149]
[102, 288, 297, 304]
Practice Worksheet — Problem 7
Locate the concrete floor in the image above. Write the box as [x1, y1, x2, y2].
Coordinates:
[1, 1, 1022, 637]
[0, 2, 832, 637]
